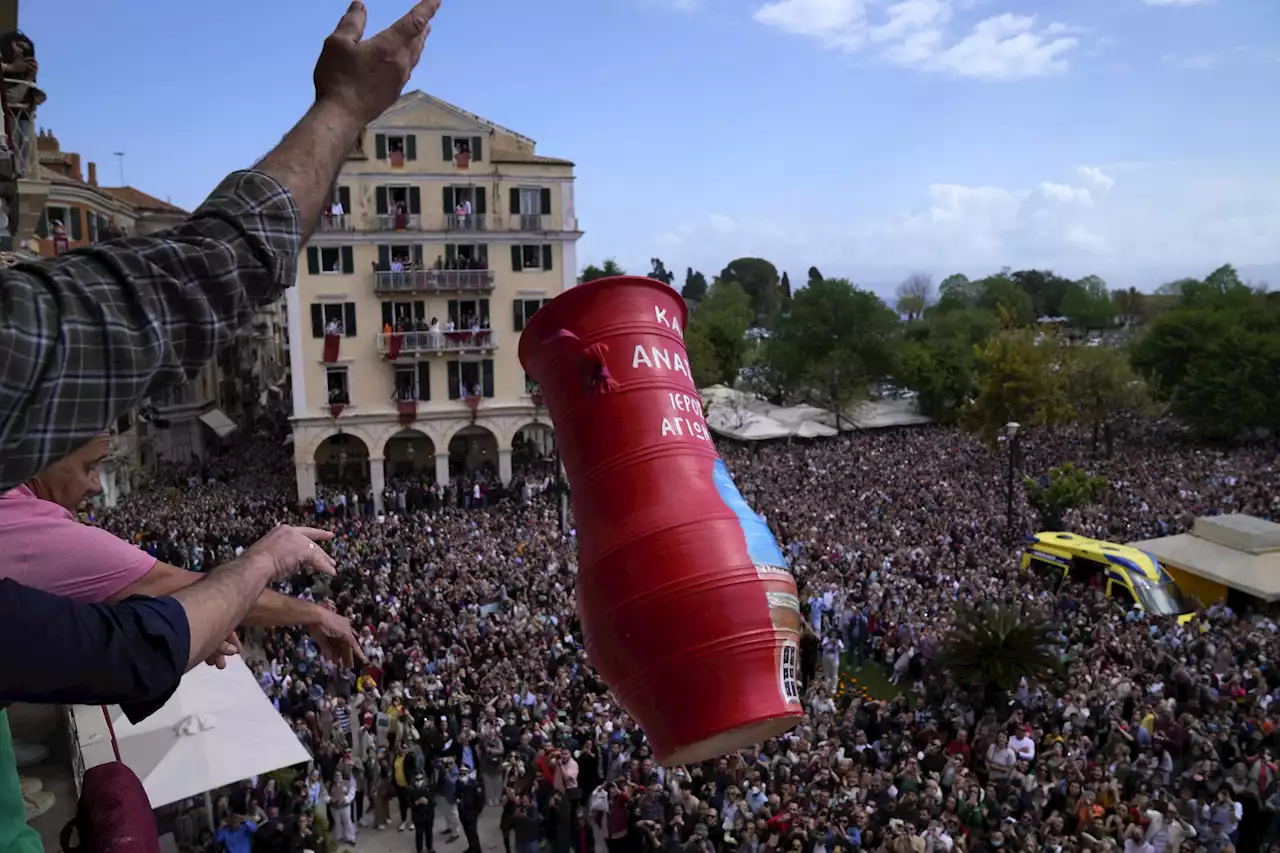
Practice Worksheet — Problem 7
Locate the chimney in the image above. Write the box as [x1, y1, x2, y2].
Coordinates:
[88, 162, 98, 187]
[67, 153, 82, 182]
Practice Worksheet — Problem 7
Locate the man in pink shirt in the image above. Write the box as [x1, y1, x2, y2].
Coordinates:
[0, 435, 361, 664]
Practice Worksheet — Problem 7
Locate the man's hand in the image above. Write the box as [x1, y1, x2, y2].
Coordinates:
[244, 525, 337, 582]
[314, 0, 441, 126]
[205, 630, 243, 669]
[308, 606, 365, 668]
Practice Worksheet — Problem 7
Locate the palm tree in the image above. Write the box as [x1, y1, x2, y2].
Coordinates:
[935, 601, 1061, 711]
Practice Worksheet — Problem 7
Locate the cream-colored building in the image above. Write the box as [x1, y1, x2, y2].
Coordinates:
[288, 92, 578, 506]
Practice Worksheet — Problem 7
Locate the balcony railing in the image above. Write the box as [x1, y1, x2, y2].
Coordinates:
[518, 214, 545, 231]
[446, 214, 487, 233]
[318, 214, 353, 232]
[376, 213, 421, 232]
[377, 329, 499, 356]
[373, 269, 495, 294]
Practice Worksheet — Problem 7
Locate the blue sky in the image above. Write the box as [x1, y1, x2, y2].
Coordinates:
[25, 0, 1280, 296]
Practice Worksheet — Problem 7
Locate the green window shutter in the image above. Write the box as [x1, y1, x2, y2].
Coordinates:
[405, 135, 417, 161]
[447, 299, 460, 327]
[381, 302, 393, 327]
[442, 187, 454, 214]
[540, 188, 552, 215]
[378, 245, 391, 270]
[445, 244, 457, 261]
[375, 134, 387, 159]
[478, 244, 488, 263]
[509, 188, 520, 216]
[413, 300, 426, 320]
[475, 188, 487, 215]
[408, 187, 421, 215]
[306, 246, 320, 275]
[511, 246, 522, 272]
[338, 186, 351, 211]
[441, 135, 453, 162]
[482, 360, 495, 398]
[375, 187, 388, 215]
[447, 361, 461, 400]
[341, 246, 355, 275]
[542, 245, 553, 271]
[35, 212, 47, 238]
[472, 136, 483, 162]
[417, 362, 431, 401]
[343, 302, 357, 337]
[479, 298, 490, 326]
[412, 245, 424, 266]
[311, 304, 324, 338]
[513, 299, 525, 332]
[69, 207, 83, 241]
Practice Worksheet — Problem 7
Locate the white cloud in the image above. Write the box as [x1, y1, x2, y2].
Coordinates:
[1077, 165, 1115, 192]
[639, 162, 1280, 288]
[753, 0, 1080, 80]
[1038, 182, 1093, 204]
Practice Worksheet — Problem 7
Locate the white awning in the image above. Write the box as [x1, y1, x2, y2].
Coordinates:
[198, 408, 238, 438]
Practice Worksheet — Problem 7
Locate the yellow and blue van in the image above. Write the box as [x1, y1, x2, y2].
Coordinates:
[1020, 532, 1197, 622]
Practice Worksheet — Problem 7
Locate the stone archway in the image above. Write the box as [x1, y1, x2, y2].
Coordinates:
[384, 429, 436, 479]
[314, 432, 371, 487]
[447, 424, 499, 480]
[512, 421, 557, 475]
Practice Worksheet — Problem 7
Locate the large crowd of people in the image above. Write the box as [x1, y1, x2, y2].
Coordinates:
[93, 418, 1280, 853]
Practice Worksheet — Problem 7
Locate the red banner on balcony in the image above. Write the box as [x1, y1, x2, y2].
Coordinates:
[329, 403, 344, 420]
[518, 276, 802, 765]
[465, 395, 480, 421]
[456, 150, 471, 169]
[397, 399, 417, 425]
[386, 332, 403, 360]
[323, 332, 341, 364]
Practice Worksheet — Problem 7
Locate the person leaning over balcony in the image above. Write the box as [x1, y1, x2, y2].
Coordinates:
[0, 434, 365, 665]
[0, 2, 440, 849]
[0, 0, 439, 492]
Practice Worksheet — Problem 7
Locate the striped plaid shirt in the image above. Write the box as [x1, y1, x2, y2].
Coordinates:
[0, 170, 300, 490]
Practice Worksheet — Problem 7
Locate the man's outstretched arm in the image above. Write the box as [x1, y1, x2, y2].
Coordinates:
[0, 0, 439, 491]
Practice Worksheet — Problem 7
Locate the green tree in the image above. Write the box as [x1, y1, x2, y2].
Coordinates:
[899, 308, 999, 424]
[962, 330, 1074, 447]
[1111, 286, 1147, 326]
[581, 259, 625, 283]
[1023, 462, 1109, 530]
[1009, 269, 1073, 319]
[934, 273, 978, 314]
[683, 281, 754, 388]
[649, 258, 675, 286]
[1060, 275, 1117, 331]
[1063, 345, 1150, 455]
[976, 274, 1036, 327]
[807, 267, 824, 286]
[936, 602, 1061, 712]
[762, 278, 900, 430]
[780, 271, 792, 300]
[682, 267, 708, 301]
[719, 257, 783, 324]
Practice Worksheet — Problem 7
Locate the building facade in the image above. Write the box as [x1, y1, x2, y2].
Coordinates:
[289, 92, 579, 506]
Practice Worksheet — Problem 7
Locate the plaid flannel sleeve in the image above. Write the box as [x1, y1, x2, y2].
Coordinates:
[0, 169, 301, 490]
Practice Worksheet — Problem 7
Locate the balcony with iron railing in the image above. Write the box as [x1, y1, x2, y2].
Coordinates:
[517, 214, 545, 232]
[377, 328, 499, 357]
[318, 214, 354, 232]
[375, 213, 422, 232]
[373, 268, 495, 295]
[445, 213, 487, 233]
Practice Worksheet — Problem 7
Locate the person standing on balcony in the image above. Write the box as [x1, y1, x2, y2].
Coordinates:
[0, 2, 441, 850]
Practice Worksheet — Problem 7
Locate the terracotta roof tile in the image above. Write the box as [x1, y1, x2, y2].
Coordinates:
[101, 186, 188, 215]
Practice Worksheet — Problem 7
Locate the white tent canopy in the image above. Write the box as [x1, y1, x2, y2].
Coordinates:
[73, 657, 310, 809]
[701, 385, 926, 441]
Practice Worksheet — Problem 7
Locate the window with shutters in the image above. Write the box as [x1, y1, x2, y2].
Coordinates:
[447, 298, 490, 330]
[444, 186, 486, 232]
[375, 185, 421, 230]
[383, 134, 416, 165]
[513, 298, 552, 331]
[326, 367, 350, 404]
[516, 245, 552, 272]
[442, 135, 484, 164]
[443, 243, 488, 269]
[450, 359, 495, 399]
[312, 302, 358, 338]
[394, 366, 417, 402]
[320, 247, 342, 273]
[46, 205, 69, 232]
[87, 212, 99, 242]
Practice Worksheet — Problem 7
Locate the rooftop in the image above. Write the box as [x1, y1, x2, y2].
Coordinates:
[1130, 514, 1280, 602]
[101, 186, 188, 216]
